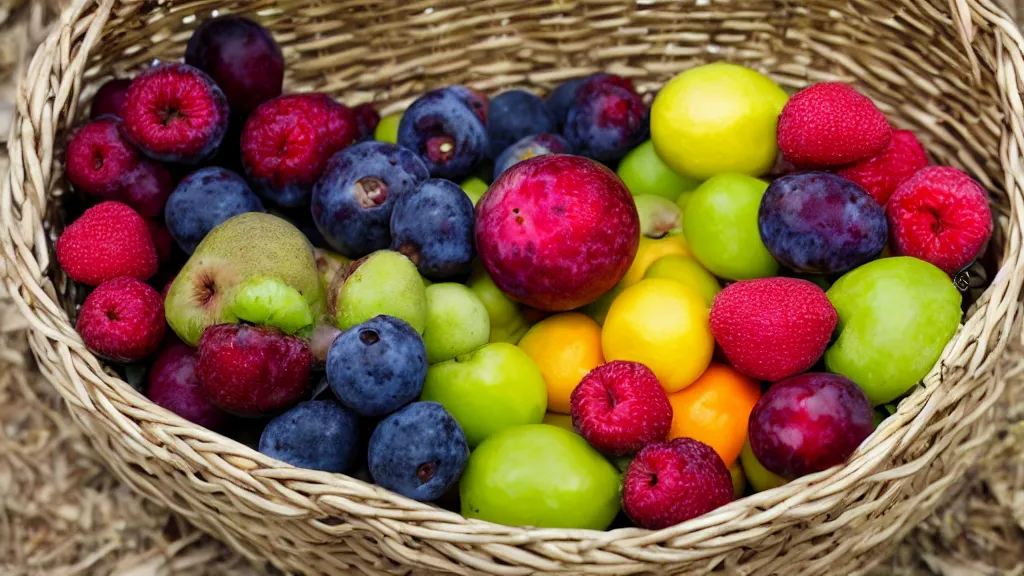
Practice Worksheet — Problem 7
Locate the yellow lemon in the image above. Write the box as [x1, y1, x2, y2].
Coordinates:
[651, 63, 788, 180]
[643, 254, 721, 307]
[601, 279, 713, 393]
[518, 313, 605, 414]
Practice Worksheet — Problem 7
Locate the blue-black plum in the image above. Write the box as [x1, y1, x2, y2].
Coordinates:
[493, 133, 573, 180]
[311, 141, 429, 259]
[390, 179, 475, 281]
[367, 401, 469, 501]
[164, 167, 265, 254]
[486, 90, 555, 159]
[397, 89, 487, 181]
[564, 79, 648, 164]
[258, 399, 360, 473]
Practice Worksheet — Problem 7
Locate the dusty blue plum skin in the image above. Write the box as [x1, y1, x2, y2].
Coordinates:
[444, 85, 489, 124]
[563, 82, 649, 164]
[493, 133, 573, 180]
[758, 172, 888, 275]
[486, 90, 556, 159]
[546, 76, 593, 132]
[397, 89, 488, 181]
[311, 141, 429, 259]
[258, 400, 360, 473]
[165, 166, 265, 254]
[390, 179, 476, 280]
[327, 315, 428, 417]
[368, 401, 469, 501]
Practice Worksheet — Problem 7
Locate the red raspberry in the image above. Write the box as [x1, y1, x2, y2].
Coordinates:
[65, 118, 139, 199]
[56, 201, 158, 286]
[777, 82, 891, 168]
[837, 129, 929, 205]
[887, 166, 992, 275]
[710, 278, 837, 382]
[76, 277, 165, 363]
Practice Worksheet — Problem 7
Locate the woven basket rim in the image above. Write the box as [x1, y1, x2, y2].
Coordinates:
[4, 0, 1024, 572]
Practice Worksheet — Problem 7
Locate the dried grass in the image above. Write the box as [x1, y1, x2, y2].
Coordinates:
[0, 1, 1022, 574]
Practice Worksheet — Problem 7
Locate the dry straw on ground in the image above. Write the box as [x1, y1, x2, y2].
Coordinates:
[0, 1, 1022, 574]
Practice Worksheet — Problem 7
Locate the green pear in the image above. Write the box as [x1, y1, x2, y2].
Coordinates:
[331, 250, 427, 333]
[164, 213, 326, 346]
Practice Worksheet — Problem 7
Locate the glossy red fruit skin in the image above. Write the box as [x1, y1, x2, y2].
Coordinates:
[710, 277, 837, 382]
[145, 219, 175, 265]
[475, 155, 639, 311]
[777, 82, 891, 169]
[197, 324, 312, 417]
[748, 372, 874, 479]
[148, 342, 230, 431]
[56, 201, 158, 286]
[76, 277, 165, 363]
[622, 437, 733, 530]
[570, 361, 673, 457]
[120, 159, 175, 218]
[836, 129, 929, 206]
[887, 166, 992, 275]
[66, 118, 139, 199]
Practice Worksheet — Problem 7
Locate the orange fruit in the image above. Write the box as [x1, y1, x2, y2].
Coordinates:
[666, 363, 761, 467]
[518, 313, 604, 414]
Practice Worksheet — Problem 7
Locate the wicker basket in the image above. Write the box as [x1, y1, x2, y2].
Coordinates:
[3, 0, 1024, 574]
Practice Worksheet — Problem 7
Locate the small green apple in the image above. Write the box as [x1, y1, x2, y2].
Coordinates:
[423, 283, 490, 364]
[617, 140, 701, 202]
[460, 177, 489, 206]
[333, 250, 427, 334]
[825, 257, 962, 406]
[740, 441, 787, 493]
[460, 424, 621, 529]
[467, 264, 531, 344]
[421, 342, 547, 446]
[634, 194, 683, 238]
[230, 276, 314, 335]
[683, 173, 778, 280]
[643, 254, 720, 307]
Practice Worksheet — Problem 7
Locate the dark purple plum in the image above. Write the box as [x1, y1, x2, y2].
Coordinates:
[390, 179, 475, 280]
[398, 89, 488, 181]
[147, 341, 230, 431]
[445, 85, 489, 125]
[185, 15, 284, 113]
[493, 133, 573, 180]
[758, 172, 887, 275]
[563, 78, 648, 164]
[327, 315, 427, 417]
[748, 373, 874, 478]
[368, 401, 469, 501]
[165, 167, 265, 254]
[486, 89, 555, 159]
[90, 78, 132, 119]
[258, 399, 361, 473]
[120, 159, 175, 219]
[312, 141, 430, 259]
[546, 73, 633, 131]
[353, 103, 380, 141]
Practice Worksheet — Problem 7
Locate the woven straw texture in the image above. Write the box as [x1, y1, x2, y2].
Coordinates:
[3, 1, 1024, 574]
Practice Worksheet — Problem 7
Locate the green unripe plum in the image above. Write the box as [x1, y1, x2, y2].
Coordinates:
[423, 283, 490, 364]
[467, 264, 531, 344]
[333, 251, 427, 334]
[460, 177, 489, 206]
[617, 140, 701, 202]
[460, 424, 621, 529]
[374, 112, 401, 143]
[634, 194, 682, 238]
[643, 255, 720, 307]
[683, 173, 778, 280]
[740, 441, 787, 493]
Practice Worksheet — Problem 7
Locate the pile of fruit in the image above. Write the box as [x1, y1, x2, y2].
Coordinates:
[57, 14, 991, 532]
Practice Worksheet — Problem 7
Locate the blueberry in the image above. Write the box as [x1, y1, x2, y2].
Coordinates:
[367, 401, 469, 501]
[165, 167, 265, 254]
[564, 80, 648, 164]
[312, 141, 430, 259]
[486, 90, 555, 159]
[493, 134, 573, 180]
[327, 315, 427, 417]
[758, 172, 888, 275]
[390, 179, 475, 281]
[258, 399, 360, 473]
[398, 89, 487, 181]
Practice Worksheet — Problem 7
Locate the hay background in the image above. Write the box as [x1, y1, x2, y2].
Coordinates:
[0, 1, 1021, 574]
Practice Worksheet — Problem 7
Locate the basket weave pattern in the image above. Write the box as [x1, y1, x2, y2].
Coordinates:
[3, 1, 1024, 574]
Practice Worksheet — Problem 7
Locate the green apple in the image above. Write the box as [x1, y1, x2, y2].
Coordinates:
[374, 112, 401, 143]
[460, 424, 621, 529]
[740, 441, 787, 493]
[423, 283, 490, 364]
[467, 264, 531, 344]
[332, 250, 427, 334]
[617, 140, 701, 202]
[825, 256, 962, 406]
[634, 194, 682, 238]
[421, 342, 547, 446]
[643, 254, 720, 307]
[683, 173, 778, 280]
[460, 177, 489, 206]
[231, 276, 314, 335]
[730, 462, 746, 499]
[165, 213, 326, 346]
